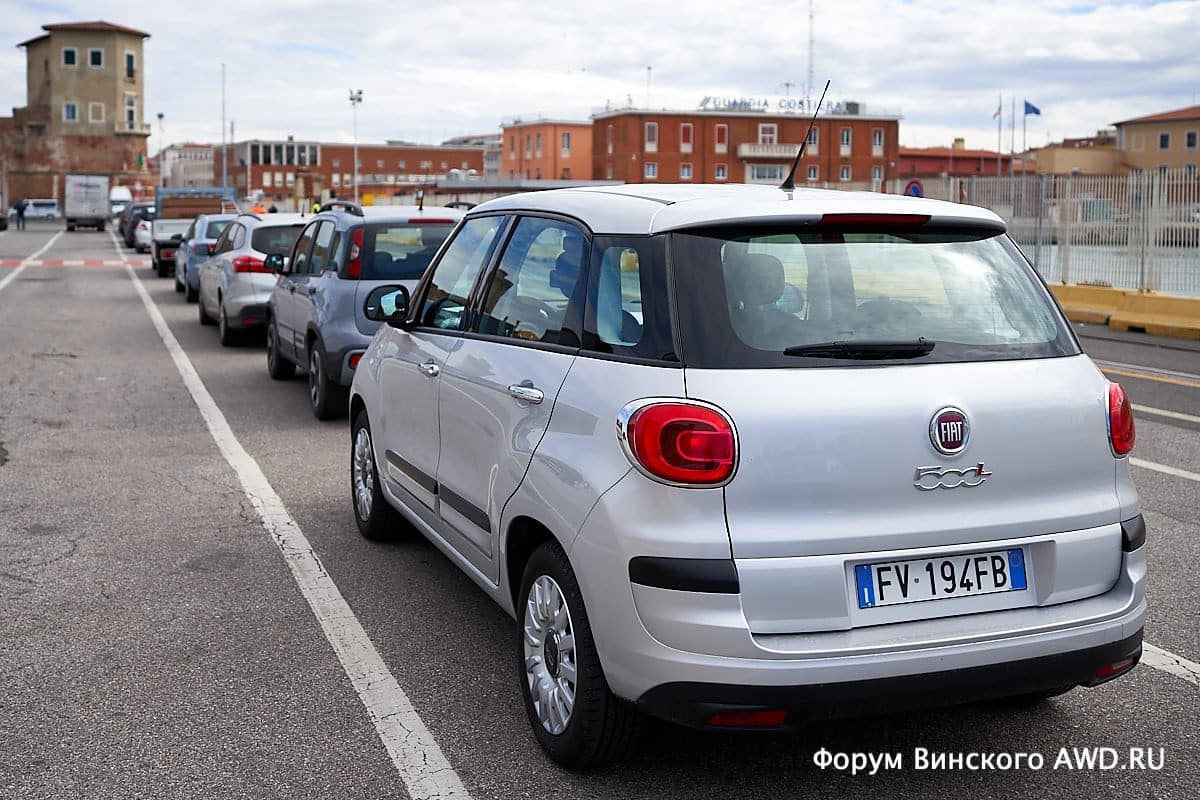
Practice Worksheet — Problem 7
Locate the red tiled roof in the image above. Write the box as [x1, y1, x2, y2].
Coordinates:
[19, 20, 149, 46]
[900, 146, 1008, 160]
[1113, 105, 1200, 126]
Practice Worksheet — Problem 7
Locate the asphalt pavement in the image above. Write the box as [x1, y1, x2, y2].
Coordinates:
[1, 219, 1197, 799]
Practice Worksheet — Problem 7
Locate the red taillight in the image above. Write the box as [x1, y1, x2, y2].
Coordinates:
[1093, 657, 1137, 682]
[348, 353, 362, 370]
[708, 710, 787, 728]
[623, 401, 736, 486]
[1108, 383, 1135, 456]
[346, 227, 364, 278]
[232, 255, 269, 273]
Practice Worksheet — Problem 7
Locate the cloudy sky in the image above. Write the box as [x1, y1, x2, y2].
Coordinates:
[1, 1, 1197, 152]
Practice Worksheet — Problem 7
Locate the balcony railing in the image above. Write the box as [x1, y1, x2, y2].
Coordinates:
[115, 120, 151, 135]
[737, 142, 808, 159]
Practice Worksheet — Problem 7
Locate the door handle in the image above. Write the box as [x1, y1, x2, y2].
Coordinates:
[418, 360, 440, 377]
[507, 384, 544, 404]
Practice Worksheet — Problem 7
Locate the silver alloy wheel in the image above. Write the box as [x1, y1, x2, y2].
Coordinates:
[309, 348, 322, 407]
[352, 426, 375, 521]
[523, 575, 577, 735]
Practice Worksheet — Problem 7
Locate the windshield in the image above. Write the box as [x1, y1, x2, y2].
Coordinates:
[361, 222, 455, 280]
[670, 226, 1077, 368]
[251, 224, 304, 257]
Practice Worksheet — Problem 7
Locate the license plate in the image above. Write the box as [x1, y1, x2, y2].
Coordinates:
[854, 548, 1027, 609]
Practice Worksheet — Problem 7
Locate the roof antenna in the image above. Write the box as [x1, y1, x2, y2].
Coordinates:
[780, 79, 830, 192]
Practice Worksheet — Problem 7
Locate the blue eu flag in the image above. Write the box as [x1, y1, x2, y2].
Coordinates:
[1024, 101, 1041, 116]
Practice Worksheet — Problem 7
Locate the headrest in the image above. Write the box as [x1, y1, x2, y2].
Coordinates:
[550, 230, 585, 297]
[729, 253, 785, 307]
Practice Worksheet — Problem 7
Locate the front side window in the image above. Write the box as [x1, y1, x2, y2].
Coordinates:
[362, 221, 456, 280]
[476, 217, 585, 345]
[308, 221, 336, 273]
[418, 216, 505, 330]
[670, 225, 1075, 368]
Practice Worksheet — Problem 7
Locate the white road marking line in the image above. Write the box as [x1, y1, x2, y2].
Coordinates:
[118, 248, 471, 799]
[1095, 358, 1200, 383]
[1142, 644, 1200, 686]
[0, 230, 64, 294]
[1130, 458, 1200, 483]
[1133, 404, 1200, 425]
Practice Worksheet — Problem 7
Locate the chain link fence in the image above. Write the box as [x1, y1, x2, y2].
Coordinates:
[899, 171, 1200, 297]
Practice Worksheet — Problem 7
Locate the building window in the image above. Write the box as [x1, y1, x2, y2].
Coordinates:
[561, 131, 571, 155]
[606, 164, 613, 179]
[509, 136, 515, 158]
[807, 127, 819, 150]
[125, 50, 136, 79]
[606, 124, 614, 155]
[525, 134, 532, 157]
[1158, 132, 1171, 150]
[331, 158, 340, 168]
[872, 129, 884, 148]
[840, 166, 851, 181]
[840, 128, 852, 155]
[398, 160, 406, 169]
[871, 165, 883, 182]
[331, 173, 341, 187]
[535, 133, 542, 157]
[277, 171, 285, 186]
[715, 163, 727, 181]
[89, 49, 104, 68]
[88, 102, 104, 123]
[759, 124, 777, 145]
[680, 123, 694, 153]
[63, 102, 78, 123]
[342, 173, 351, 186]
[250, 144, 260, 165]
[680, 162, 693, 180]
[644, 122, 658, 153]
[376, 159, 383, 168]
[263, 173, 272, 188]
[807, 165, 818, 181]
[286, 172, 295, 186]
[62, 48, 77, 67]
[748, 165, 785, 183]
[1186, 131, 1198, 150]
[310, 145, 318, 166]
[440, 161, 448, 170]
[1130, 133, 1144, 152]
[274, 144, 284, 164]
[645, 162, 658, 180]
[124, 95, 137, 129]
[710, 122, 729, 154]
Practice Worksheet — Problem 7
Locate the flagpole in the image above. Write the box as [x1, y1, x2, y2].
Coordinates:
[1022, 100, 1028, 157]
[1010, 95, 1016, 178]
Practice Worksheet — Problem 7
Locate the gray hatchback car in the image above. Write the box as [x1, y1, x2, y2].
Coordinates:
[263, 201, 462, 419]
[348, 184, 1145, 768]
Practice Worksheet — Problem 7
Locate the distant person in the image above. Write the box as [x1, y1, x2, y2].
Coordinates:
[14, 198, 27, 230]
[268, 203, 278, 213]
[311, 200, 321, 214]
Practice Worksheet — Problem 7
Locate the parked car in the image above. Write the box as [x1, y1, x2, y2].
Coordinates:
[124, 204, 156, 250]
[119, 201, 153, 242]
[133, 214, 155, 253]
[263, 201, 462, 419]
[174, 213, 235, 302]
[8, 199, 61, 220]
[197, 213, 306, 346]
[347, 184, 1145, 767]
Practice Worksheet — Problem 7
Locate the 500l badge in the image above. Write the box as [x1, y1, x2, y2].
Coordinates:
[914, 463, 993, 491]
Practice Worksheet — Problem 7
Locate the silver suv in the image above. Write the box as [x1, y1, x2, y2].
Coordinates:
[347, 184, 1145, 767]
[263, 202, 462, 419]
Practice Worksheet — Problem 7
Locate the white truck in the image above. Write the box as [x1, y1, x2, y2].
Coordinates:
[64, 173, 110, 231]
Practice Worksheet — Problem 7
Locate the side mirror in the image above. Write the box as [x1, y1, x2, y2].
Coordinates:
[363, 285, 410, 325]
[264, 253, 286, 273]
[171, 233, 184, 242]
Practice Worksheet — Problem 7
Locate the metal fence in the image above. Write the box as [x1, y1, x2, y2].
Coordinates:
[897, 171, 1200, 297]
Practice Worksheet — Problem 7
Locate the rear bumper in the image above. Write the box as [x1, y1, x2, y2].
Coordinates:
[637, 630, 1143, 729]
[226, 303, 270, 330]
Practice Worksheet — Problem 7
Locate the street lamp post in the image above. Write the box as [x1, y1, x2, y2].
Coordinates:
[156, 112, 165, 187]
[349, 89, 363, 204]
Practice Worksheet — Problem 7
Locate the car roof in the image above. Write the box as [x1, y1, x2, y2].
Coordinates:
[360, 205, 464, 222]
[470, 183, 1005, 235]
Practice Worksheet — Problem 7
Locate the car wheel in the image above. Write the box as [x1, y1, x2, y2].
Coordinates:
[266, 323, 296, 380]
[308, 341, 347, 420]
[198, 293, 215, 326]
[218, 304, 239, 346]
[351, 410, 403, 540]
[517, 541, 643, 768]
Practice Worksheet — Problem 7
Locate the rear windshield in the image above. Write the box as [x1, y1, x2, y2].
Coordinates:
[251, 224, 304, 257]
[204, 221, 230, 239]
[361, 221, 455, 280]
[670, 226, 1077, 368]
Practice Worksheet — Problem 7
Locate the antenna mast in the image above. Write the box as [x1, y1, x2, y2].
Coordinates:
[780, 80, 829, 192]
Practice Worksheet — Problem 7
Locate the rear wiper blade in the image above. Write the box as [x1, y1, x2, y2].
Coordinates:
[783, 338, 936, 359]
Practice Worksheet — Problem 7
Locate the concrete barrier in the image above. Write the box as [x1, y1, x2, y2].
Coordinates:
[1109, 292, 1200, 340]
[1049, 285, 1127, 325]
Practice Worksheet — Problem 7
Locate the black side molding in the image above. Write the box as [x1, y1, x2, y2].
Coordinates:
[439, 484, 491, 532]
[384, 449, 437, 495]
[1121, 514, 1146, 552]
[629, 557, 739, 594]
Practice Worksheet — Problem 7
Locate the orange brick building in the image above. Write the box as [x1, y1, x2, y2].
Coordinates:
[593, 107, 900, 186]
[500, 119, 593, 180]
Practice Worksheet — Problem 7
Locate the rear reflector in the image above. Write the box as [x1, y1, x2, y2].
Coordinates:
[708, 710, 787, 728]
[1093, 657, 1137, 682]
[348, 353, 362, 370]
[1107, 382, 1135, 456]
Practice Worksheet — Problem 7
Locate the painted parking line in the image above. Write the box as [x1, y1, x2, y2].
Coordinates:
[1096, 359, 1200, 390]
[112, 229, 471, 800]
[1142, 644, 1200, 686]
[1134, 404, 1200, 425]
[0, 231, 65, 294]
[1130, 458, 1200, 483]
[0, 257, 147, 268]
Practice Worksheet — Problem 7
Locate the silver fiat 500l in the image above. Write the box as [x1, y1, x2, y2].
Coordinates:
[348, 184, 1145, 767]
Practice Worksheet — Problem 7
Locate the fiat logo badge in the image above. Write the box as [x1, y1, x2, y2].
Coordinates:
[930, 407, 969, 455]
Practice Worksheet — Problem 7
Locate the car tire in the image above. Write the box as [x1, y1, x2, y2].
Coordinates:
[517, 541, 643, 769]
[218, 304, 239, 346]
[308, 340, 347, 420]
[266, 323, 296, 380]
[184, 269, 199, 303]
[198, 293, 215, 326]
[351, 410, 404, 541]
[174, 269, 184, 293]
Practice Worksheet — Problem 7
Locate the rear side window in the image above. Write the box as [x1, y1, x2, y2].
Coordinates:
[252, 224, 304, 257]
[204, 220, 229, 239]
[671, 226, 1077, 368]
[582, 235, 674, 363]
[361, 222, 455, 281]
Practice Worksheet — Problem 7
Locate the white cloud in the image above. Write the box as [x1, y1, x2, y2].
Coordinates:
[0, 0, 1196, 150]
